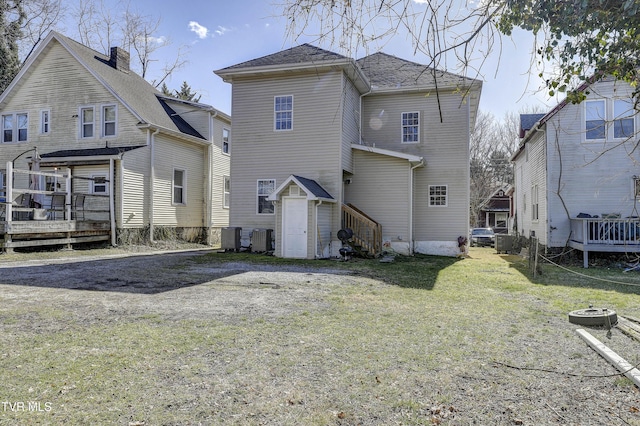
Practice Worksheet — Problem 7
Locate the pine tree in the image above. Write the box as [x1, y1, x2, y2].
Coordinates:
[174, 81, 201, 103]
[0, 0, 25, 93]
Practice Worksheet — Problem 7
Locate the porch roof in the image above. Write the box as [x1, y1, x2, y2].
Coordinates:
[268, 175, 336, 202]
[40, 146, 145, 165]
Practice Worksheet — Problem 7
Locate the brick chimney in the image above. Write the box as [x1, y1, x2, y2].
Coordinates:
[109, 47, 130, 72]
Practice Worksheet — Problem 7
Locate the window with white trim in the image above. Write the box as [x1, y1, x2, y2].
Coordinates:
[223, 176, 230, 208]
[0, 170, 5, 197]
[222, 128, 230, 154]
[41, 110, 50, 134]
[634, 176, 640, 199]
[402, 112, 419, 143]
[274, 95, 293, 131]
[614, 99, 635, 138]
[102, 105, 117, 137]
[91, 174, 108, 195]
[173, 169, 186, 205]
[585, 100, 605, 140]
[531, 184, 539, 221]
[429, 185, 447, 207]
[80, 107, 95, 138]
[257, 179, 275, 214]
[2, 112, 28, 143]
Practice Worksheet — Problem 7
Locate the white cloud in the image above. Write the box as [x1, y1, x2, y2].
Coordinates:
[215, 26, 230, 36]
[189, 21, 209, 39]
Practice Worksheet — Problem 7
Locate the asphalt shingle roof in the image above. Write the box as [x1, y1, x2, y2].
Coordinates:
[41, 146, 145, 158]
[217, 44, 350, 71]
[292, 175, 334, 200]
[356, 52, 475, 90]
[519, 113, 546, 137]
[52, 32, 207, 138]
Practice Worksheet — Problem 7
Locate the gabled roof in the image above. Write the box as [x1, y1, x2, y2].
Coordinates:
[0, 31, 214, 140]
[268, 175, 336, 202]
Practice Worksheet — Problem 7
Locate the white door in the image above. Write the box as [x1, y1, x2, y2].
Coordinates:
[282, 197, 308, 258]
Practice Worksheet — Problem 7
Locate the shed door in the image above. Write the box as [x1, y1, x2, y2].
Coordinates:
[282, 197, 308, 258]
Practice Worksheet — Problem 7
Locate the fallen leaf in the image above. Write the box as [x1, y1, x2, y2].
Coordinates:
[337, 412, 346, 419]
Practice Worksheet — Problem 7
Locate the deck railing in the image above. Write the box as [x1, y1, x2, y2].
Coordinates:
[341, 203, 382, 256]
[570, 217, 640, 245]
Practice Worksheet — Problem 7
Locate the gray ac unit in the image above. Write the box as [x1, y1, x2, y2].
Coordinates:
[221, 227, 241, 251]
[251, 228, 273, 252]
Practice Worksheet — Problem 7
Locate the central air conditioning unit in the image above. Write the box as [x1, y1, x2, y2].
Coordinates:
[221, 227, 241, 251]
[251, 228, 273, 252]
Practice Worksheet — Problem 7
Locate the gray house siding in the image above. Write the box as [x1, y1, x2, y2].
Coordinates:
[515, 78, 640, 249]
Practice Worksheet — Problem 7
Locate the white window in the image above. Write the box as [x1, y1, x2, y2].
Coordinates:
[222, 128, 230, 154]
[274, 95, 293, 131]
[531, 184, 539, 221]
[0, 169, 5, 198]
[257, 179, 275, 214]
[2, 113, 28, 142]
[41, 110, 50, 134]
[91, 174, 108, 195]
[173, 169, 186, 205]
[585, 100, 605, 140]
[402, 112, 419, 143]
[223, 176, 230, 208]
[634, 176, 640, 199]
[494, 212, 508, 228]
[429, 185, 447, 207]
[80, 107, 95, 138]
[102, 105, 117, 137]
[613, 99, 635, 139]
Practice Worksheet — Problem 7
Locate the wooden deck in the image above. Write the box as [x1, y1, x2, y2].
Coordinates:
[1, 218, 111, 251]
[1, 163, 114, 252]
[569, 217, 640, 267]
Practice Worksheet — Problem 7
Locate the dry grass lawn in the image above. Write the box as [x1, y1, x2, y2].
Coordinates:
[0, 246, 639, 425]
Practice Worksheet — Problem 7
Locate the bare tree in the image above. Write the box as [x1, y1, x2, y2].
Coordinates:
[70, 0, 189, 87]
[279, 0, 505, 79]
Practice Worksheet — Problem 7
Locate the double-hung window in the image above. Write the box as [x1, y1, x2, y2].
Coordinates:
[429, 185, 447, 207]
[532, 186, 539, 220]
[102, 105, 117, 137]
[41, 110, 50, 134]
[402, 112, 420, 143]
[257, 179, 275, 214]
[585, 100, 605, 140]
[614, 99, 635, 139]
[80, 107, 95, 138]
[222, 128, 230, 154]
[274, 95, 293, 131]
[173, 169, 186, 205]
[2, 113, 28, 143]
[223, 176, 230, 208]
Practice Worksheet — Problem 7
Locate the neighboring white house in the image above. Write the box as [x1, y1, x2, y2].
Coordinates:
[215, 45, 481, 258]
[0, 31, 230, 248]
[513, 77, 640, 266]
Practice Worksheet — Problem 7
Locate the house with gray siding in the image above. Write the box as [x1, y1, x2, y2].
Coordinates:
[0, 31, 230, 248]
[215, 45, 481, 258]
[513, 77, 640, 267]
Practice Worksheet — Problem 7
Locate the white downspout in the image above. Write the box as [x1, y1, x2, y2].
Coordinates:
[409, 160, 424, 255]
[205, 111, 218, 244]
[315, 200, 323, 258]
[149, 128, 160, 242]
[110, 158, 117, 246]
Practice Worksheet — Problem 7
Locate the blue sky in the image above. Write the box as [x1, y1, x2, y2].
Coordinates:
[71, 0, 558, 118]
